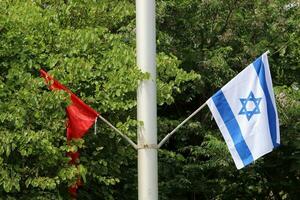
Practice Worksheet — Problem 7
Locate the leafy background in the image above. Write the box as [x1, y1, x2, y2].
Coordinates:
[0, 0, 299, 199]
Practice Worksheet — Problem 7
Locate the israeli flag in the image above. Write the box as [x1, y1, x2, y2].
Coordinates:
[207, 52, 280, 169]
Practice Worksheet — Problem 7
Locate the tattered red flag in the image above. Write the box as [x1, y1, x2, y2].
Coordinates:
[40, 69, 99, 198]
[40, 69, 99, 139]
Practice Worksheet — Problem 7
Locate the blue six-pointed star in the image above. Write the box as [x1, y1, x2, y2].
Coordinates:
[239, 91, 262, 121]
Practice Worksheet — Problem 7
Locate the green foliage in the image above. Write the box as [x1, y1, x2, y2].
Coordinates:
[0, 0, 198, 199]
[156, 0, 300, 199]
[0, 0, 299, 199]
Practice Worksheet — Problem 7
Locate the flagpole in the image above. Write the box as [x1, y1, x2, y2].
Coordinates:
[158, 102, 207, 148]
[136, 0, 158, 200]
[98, 115, 138, 150]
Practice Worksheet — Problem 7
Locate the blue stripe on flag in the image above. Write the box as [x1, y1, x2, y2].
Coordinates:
[212, 90, 254, 166]
[253, 57, 279, 147]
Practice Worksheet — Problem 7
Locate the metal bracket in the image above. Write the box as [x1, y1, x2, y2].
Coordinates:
[137, 144, 158, 150]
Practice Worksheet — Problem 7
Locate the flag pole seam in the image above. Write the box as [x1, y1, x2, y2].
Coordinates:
[98, 115, 138, 150]
[158, 102, 207, 149]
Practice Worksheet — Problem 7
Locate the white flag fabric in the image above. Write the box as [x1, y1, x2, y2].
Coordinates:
[206, 52, 280, 169]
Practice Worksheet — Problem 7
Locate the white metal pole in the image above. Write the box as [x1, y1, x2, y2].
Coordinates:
[136, 0, 158, 199]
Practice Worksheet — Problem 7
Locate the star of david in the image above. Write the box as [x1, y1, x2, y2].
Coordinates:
[238, 91, 262, 121]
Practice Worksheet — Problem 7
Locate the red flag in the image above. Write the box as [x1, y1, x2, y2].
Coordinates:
[66, 94, 99, 139]
[40, 69, 99, 139]
[40, 69, 99, 198]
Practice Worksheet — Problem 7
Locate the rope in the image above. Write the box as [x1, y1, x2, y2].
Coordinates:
[94, 117, 98, 135]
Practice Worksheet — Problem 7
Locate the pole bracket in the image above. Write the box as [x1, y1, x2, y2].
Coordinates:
[137, 144, 158, 150]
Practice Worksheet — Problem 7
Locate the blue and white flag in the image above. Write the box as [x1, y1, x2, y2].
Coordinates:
[206, 52, 280, 169]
